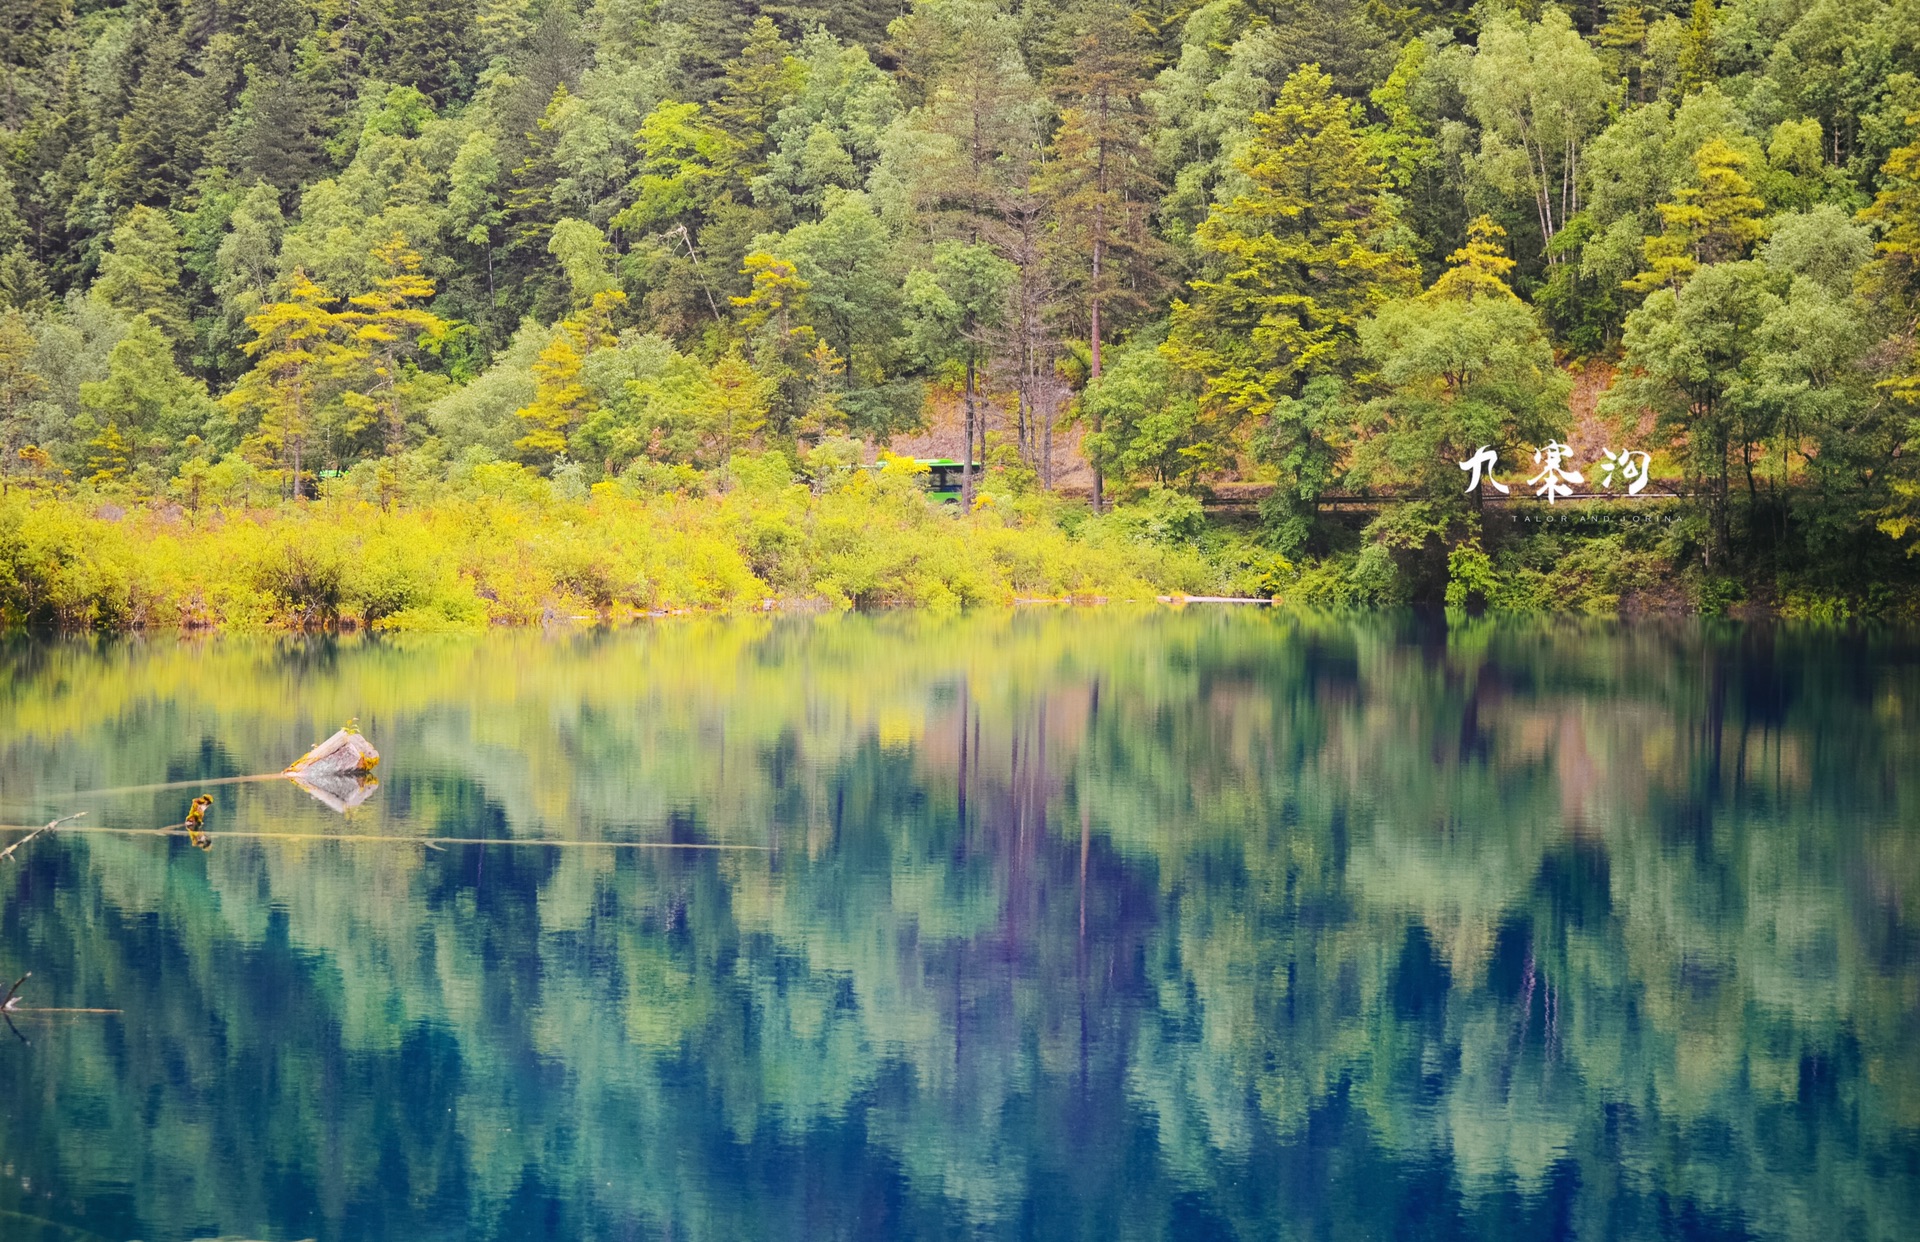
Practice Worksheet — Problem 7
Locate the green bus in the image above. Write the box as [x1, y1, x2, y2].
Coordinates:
[917, 459, 982, 503]
[864, 459, 983, 503]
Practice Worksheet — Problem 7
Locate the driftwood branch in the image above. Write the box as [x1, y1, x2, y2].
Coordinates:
[0, 813, 85, 864]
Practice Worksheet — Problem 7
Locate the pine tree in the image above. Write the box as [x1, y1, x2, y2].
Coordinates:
[475, 0, 536, 65]
[1424, 217, 1521, 304]
[1625, 137, 1766, 294]
[502, 85, 571, 319]
[84, 419, 132, 485]
[0, 0, 64, 128]
[1167, 65, 1419, 432]
[1036, 0, 1166, 507]
[0, 246, 52, 312]
[1861, 116, 1920, 550]
[1859, 119, 1920, 408]
[701, 351, 773, 481]
[515, 290, 624, 463]
[92, 206, 192, 344]
[765, 0, 896, 56]
[226, 272, 344, 498]
[338, 234, 447, 453]
[708, 17, 802, 183]
[230, 47, 328, 193]
[0, 168, 24, 256]
[733, 250, 827, 439]
[663, 0, 759, 95]
[77, 313, 218, 485]
[1599, 1, 1650, 103]
[1677, 0, 1716, 98]
[376, 0, 480, 106]
[98, 15, 196, 213]
[1167, 64, 1419, 543]
[11, 48, 91, 287]
[1357, 218, 1567, 515]
[895, 0, 1041, 243]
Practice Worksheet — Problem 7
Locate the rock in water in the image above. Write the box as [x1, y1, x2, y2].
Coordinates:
[287, 726, 381, 778]
[289, 769, 381, 813]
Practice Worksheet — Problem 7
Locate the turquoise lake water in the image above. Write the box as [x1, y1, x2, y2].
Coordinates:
[0, 611, 1915, 1240]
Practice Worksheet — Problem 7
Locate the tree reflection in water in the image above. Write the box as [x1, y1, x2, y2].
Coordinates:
[0, 612, 1914, 1240]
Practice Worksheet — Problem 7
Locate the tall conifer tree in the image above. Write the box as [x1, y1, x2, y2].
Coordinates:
[339, 234, 447, 454]
[1166, 65, 1418, 444]
[226, 272, 344, 498]
[1036, 0, 1165, 507]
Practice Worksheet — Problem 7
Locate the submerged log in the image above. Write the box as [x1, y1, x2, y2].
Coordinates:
[287, 726, 381, 778]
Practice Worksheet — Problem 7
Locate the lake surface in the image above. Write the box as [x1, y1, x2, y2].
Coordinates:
[0, 612, 1916, 1241]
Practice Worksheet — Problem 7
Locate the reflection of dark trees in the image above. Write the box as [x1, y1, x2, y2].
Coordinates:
[1392, 925, 1452, 1023]
[2, 616, 1918, 1239]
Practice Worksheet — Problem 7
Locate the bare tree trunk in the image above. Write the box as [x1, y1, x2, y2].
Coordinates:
[998, 190, 1053, 490]
[974, 373, 986, 486]
[1042, 371, 1054, 491]
[1089, 231, 1103, 514]
[291, 390, 304, 502]
[962, 360, 976, 507]
[1089, 95, 1108, 513]
[1723, 465, 1731, 556]
[1016, 387, 1028, 467]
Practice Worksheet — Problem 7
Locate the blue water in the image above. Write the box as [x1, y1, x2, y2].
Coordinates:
[0, 612, 1914, 1240]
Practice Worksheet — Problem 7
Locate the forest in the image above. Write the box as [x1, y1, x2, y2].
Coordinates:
[1, 0, 1918, 624]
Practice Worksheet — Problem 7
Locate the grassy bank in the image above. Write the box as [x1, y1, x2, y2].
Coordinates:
[5, 454, 1914, 631]
[0, 457, 1274, 630]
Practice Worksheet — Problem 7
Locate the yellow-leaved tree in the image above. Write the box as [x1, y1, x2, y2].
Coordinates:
[225, 271, 343, 499]
[1862, 115, 1920, 550]
[1624, 137, 1767, 295]
[701, 351, 774, 483]
[338, 234, 447, 454]
[514, 290, 625, 464]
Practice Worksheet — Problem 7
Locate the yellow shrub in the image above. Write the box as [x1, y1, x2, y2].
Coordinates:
[0, 475, 1253, 631]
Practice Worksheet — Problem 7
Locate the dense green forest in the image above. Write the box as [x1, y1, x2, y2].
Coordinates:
[1, 0, 1918, 623]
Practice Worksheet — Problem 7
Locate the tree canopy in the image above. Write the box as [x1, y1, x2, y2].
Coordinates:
[0, 0, 1914, 601]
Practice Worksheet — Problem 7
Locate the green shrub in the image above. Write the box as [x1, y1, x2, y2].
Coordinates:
[1445, 541, 1498, 610]
[1695, 575, 1747, 617]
